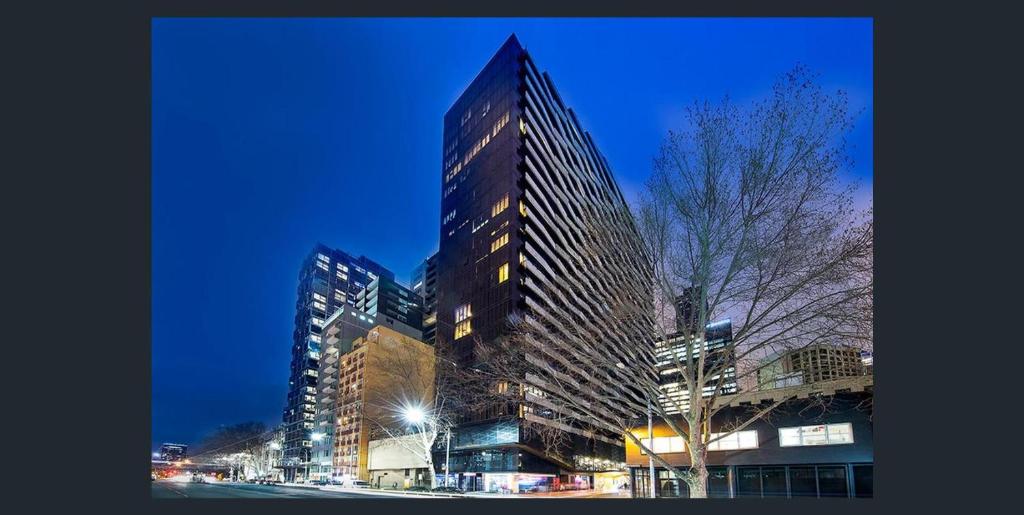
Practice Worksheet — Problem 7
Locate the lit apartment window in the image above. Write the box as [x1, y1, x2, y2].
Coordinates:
[455, 320, 472, 339]
[312, 317, 325, 327]
[519, 118, 527, 135]
[519, 200, 527, 217]
[337, 271, 348, 281]
[454, 303, 473, 340]
[492, 194, 510, 217]
[707, 430, 759, 451]
[491, 233, 509, 252]
[444, 209, 457, 224]
[309, 333, 322, 344]
[317, 253, 330, 262]
[313, 292, 327, 302]
[316, 261, 329, 271]
[779, 423, 854, 447]
[497, 262, 509, 284]
[455, 304, 472, 323]
[519, 252, 525, 265]
[312, 301, 326, 312]
[492, 111, 510, 137]
[639, 436, 686, 454]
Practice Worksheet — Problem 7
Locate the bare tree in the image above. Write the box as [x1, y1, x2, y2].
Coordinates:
[482, 65, 873, 498]
[190, 421, 278, 480]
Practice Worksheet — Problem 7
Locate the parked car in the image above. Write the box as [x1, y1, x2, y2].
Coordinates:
[349, 480, 371, 489]
[431, 486, 465, 494]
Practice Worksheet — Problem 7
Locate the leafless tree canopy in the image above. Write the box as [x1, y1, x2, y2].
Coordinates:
[484, 65, 873, 498]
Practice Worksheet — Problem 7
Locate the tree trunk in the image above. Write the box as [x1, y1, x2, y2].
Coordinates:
[425, 452, 437, 489]
[687, 463, 708, 499]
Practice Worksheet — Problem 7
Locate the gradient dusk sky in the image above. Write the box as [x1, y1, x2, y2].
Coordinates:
[152, 18, 872, 450]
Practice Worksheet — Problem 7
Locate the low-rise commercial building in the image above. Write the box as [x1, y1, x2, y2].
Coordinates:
[626, 375, 873, 498]
[368, 434, 433, 489]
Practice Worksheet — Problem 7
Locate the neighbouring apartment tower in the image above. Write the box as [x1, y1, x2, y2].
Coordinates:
[411, 252, 439, 345]
[331, 325, 436, 483]
[756, 344, 867, 391]
[281, 244, 394, 482]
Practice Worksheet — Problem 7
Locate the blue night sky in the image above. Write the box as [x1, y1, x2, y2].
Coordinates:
[152, 18, 872, 450]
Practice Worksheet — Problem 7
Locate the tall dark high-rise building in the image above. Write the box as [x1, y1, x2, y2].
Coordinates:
[281, 243, 393, 481]
[434, 35, 654, 490]
[411, 252, 438, 344]
[675, 285, 708, 333]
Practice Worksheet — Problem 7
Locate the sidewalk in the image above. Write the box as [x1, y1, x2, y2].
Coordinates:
[465, 489, 630, 499]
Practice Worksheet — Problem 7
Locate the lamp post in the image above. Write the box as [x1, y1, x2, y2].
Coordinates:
[647, 399, 655, 498]
[444, 428, 452, 487]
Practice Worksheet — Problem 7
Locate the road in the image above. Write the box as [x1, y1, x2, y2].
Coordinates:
[152, 480, 366, 498]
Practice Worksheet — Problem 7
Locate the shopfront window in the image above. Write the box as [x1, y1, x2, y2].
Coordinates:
[853, 465, 873, 498]
[788, 466, 818, 497]
[707, 467, 730, 498]
[761, 467, 787, 497]
[736, 466, 761, 497]
[817, 466, 849, 497]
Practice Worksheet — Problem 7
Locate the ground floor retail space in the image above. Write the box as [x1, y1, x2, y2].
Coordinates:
[629, 463, 872, 498]
[436, 471, 627, 493]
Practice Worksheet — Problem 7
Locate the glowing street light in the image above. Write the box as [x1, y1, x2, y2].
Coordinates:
[269, 442, 282, 450]
[311, 432, 325, 442]
[403, 406, 425, 425]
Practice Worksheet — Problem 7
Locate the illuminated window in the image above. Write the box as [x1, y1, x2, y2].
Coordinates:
[497, 381, 508, 394]
[519, 200, 527, 217]
[519, 252, 525, 265]
[337, 263, 348, 273]
[461, 109, 472, 126]
[491, 233, 509, 252]
[312, 301, 326, 312]
[455, 319, 472, 339]
[312, 317, 325, 327]
[309, 333, 322, 344]
[492, 111, 510, 137]
[492, 194, 510, 217]
[313, 292, 327, 302]
[519, 117, 526, 135]
[316, 261, 329, 271]
[317, 253, 330, 262]
[337, 271, 348, 281]
[454, 303, 473, 340]
[707, 430, 759, 451]
[497, 263, 509, 284]
[455, 304, 472, 323]
[779, 423, 853, 447]
[639, 436, 686, 454]
[444, 209, 457, 224]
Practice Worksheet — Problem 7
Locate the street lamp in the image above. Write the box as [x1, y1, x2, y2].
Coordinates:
[403, 406, 425, 425]
[311, 432, 325, 442]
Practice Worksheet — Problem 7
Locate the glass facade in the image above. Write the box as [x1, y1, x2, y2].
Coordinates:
[631, 464, 870, 498]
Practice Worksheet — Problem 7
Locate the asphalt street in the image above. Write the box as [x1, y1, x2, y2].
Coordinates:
[152, 480, 366, 498]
